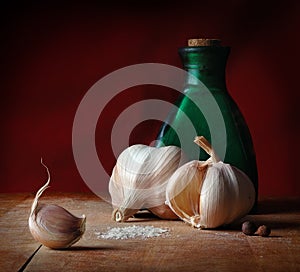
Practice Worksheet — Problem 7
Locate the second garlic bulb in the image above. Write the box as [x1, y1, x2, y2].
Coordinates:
[166, 136, 255, 229]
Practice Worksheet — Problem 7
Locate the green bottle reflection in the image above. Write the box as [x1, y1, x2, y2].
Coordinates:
[156, 39, 258, 209]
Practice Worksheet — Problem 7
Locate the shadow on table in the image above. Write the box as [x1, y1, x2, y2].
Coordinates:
[56, 245, 119, 251]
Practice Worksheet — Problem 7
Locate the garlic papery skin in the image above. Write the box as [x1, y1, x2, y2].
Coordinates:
[109, 144, 182, 222]
[29, 160, 86, 249]
[166, 136, 255, 229]
[198, 162, 255, 228]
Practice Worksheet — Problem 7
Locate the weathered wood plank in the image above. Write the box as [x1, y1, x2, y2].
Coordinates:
[0, 194, 299, 271]
[0, 194, 31, 217]
[0, 194, 41, 271]
[18, 194, 299, 272]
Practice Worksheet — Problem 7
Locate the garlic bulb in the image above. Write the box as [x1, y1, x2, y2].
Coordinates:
[166, 136, 255, 229]
[109, 144, 182, 222]
[29, 160, 86, 249]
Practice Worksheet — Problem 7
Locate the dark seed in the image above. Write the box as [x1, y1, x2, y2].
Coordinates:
[256, 225, 271, 237]
[242, 221, 257, 235]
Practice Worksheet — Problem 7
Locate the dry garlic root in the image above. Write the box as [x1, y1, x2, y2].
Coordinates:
[166, 136, 255, 229]
[109, 144, 182, 222]
[29, 160, 86, 249]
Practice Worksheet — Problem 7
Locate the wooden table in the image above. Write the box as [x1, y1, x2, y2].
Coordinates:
[1, 193, 299, 271]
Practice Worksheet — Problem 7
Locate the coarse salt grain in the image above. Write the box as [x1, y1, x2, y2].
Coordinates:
[96, 225, 169, 240]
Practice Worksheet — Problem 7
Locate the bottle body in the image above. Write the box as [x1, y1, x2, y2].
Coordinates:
[156, 46, 258, 206]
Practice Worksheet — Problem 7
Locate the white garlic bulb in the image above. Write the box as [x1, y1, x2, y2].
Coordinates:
[29, 160, 86, 249]
[166, 136, 255, 229]
[109, 144, 182, 222]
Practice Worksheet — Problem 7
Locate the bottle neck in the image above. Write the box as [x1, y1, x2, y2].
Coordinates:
[178, 46, 230, 91]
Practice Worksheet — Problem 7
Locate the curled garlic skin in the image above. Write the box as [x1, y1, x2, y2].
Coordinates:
[166, 136, 255, 229]
[29, 160, 86, 249]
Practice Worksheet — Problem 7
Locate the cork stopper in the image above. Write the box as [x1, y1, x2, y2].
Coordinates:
[188, 39, 221, 47]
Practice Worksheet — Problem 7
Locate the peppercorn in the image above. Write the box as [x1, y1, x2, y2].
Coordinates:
[256, 225, 271, 237]
[242, 221, 257, 235]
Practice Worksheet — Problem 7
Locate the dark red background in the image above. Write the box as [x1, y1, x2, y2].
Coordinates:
[1, 1, 299, 196]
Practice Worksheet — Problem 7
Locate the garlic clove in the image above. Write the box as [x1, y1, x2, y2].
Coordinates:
[29, 159, 86, 249]
[29, 204, 86, 249]
[166, 160, 209, 226]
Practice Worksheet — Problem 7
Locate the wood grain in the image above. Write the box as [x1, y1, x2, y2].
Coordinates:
[0, 193, 299, 271]
[0, 194, 41, 271]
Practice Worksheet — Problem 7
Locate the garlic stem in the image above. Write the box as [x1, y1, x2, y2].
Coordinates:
[194, 136, 220, 163]
[30, 158, 50, 216]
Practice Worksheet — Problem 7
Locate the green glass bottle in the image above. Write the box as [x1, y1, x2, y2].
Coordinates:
[156, 39, 258, 209]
